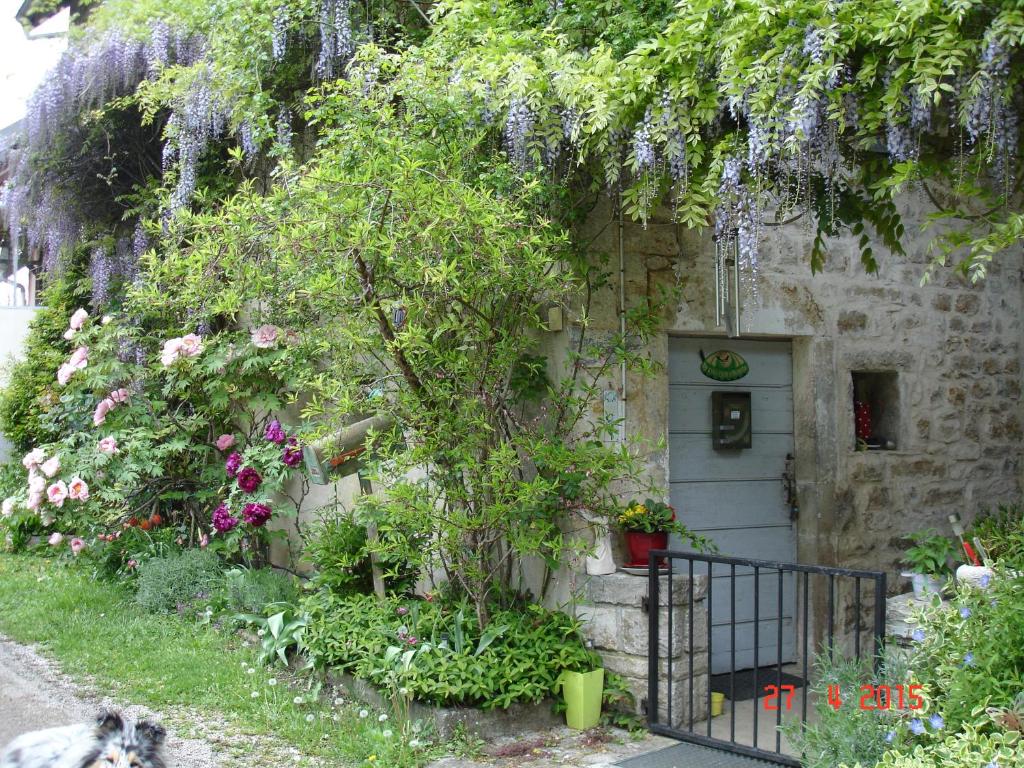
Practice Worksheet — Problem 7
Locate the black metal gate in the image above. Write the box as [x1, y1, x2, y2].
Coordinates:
[646, 550, 886, 766]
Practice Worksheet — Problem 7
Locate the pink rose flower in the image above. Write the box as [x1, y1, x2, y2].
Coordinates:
[215, 434, 236, 451]
[101, 315, 112, 325]
[40, 456, 61, 478]
[93, 398, 114, 426]
[69, 308, 89, 331]
[2, 497, 15, 517]
[251, 324, 279, 349]
[199, 532, 209, 549]
[47, 480, 68, 507]
[70, 537, 86, 556]
[57, 363, 76, 386]
[179, 333, 203, 358]
[26, 492, 43, 511]
[22, 448, 45, 470]
[109, 388, 130, 404]
[63, 328, 76, 340]
[69, 346, 89, 370]
[28, 474, 46, 494]
[48, 532, 64, 546]
[98, 437, 118, 454]
[160, 337, 184, 366]
[68, 477, 89, 502]
[126, 559, 138, 569]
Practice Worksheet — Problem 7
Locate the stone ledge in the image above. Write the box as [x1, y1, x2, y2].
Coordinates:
[584, 571, 708, 606]
[327, 672, 562, 739]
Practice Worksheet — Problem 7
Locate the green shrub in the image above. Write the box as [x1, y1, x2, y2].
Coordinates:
[784, 652, 911, 768]
[222, 565, 299, 615]
[968, 502, 1024, 568]
[134, 549, 223, 614]
[303, 591, 598, 709]
[860, 722, 1022, 768]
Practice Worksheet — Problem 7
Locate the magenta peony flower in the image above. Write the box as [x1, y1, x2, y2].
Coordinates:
[215, 434, 236, 451]
[70, 537, 86, 556]
[212, 503, 239, 533]
[48, 532, 64, 546]
[236, 467, 262, 493]
[264, 419, 286, 444]
[98, 437, 118, 454]
[242, 502, 272, 527]
[47, 481, 68, 507]
[282, 438, 303, 467]
[251, 324, 279, 349]
[68, 308, 89, 331]
[225, 452, 243, 478]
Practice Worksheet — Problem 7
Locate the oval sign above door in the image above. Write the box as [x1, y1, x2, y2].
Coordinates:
[699, 349, 749, 382]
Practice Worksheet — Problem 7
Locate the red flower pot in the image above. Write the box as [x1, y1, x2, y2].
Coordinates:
[624, 530, 669, 567]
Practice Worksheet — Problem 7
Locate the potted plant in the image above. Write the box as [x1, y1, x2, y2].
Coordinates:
[617, 498, 680, 567]
[902, 529, 957, 597]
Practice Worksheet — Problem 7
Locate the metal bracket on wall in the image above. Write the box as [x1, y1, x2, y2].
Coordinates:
[640, 594, 650, 614]
[714, 232, 742, 338]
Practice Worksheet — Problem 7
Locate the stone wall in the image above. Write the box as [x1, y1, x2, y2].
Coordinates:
[582, 572, 709, 727]
[567, 195, 1023, 589]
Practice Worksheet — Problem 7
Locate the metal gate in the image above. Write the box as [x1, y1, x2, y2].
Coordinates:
[646, 550, 886, 766]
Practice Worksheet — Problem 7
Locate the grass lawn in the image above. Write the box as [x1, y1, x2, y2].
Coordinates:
[0, 553, 438, 767]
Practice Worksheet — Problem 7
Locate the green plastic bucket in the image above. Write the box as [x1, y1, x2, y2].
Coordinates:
[556, 669, 604, 730]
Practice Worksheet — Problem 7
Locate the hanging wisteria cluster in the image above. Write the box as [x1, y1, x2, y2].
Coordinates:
[316, 0, 355, 79]
[89, 237, 141, 307]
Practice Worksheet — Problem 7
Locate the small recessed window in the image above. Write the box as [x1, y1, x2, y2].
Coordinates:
[852, 371, 899, 451]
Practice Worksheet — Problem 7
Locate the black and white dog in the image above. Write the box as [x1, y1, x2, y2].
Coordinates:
[0, 710, 165, 768]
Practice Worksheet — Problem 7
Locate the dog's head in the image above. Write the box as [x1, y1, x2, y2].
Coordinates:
[83, 710, 166, 768]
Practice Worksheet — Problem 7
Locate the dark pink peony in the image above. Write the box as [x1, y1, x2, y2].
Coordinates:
[282, 438, 303, 467]
[242, 502, 272, 527]
[225, 452, 242, 478]
[212, 503, 239, 533]
[236, 466, 262, 493]
[264, 419, 287, 444]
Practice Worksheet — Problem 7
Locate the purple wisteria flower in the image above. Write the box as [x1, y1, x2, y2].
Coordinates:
[236, 467, 263, 493]
[265, 419, 287, 444]
[212, 503, 239, 533]
[225, 451, 243, 479]
[242, 502, 272, 527]
[282, 438, 303, 467]
[929, 713, 944, 730]
[909, 718, 925, 735]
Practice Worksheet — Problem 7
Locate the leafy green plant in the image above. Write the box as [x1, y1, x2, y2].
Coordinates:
[134, 549, 223, 614]
[968, 503, 1024, 568]
[235, 604, 310, 667]
[904, 531, 957, 577]
[222, 565, 299, 615]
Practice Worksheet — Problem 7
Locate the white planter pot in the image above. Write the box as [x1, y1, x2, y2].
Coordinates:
[901, 571, 943, 598]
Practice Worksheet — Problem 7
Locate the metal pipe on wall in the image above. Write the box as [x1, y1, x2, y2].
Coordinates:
[617, 196, 627, 444]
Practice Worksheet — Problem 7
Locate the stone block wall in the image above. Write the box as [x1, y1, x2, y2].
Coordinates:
[582, 572, 709, 727]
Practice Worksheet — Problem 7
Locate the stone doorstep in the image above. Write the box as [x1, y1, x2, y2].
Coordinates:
[586, 605, 709, 657]
[616, 672, 711, 727]
[585, 572, 709, 607]
[327, 671, 563, 740]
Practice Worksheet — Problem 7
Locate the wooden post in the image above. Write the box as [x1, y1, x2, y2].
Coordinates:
[359, 474, 386, 599]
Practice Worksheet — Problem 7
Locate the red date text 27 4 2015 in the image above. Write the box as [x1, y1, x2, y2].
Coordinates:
[763, 684, 924, 711]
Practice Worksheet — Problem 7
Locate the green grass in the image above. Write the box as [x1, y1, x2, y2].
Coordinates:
[0, 554, 437, 767]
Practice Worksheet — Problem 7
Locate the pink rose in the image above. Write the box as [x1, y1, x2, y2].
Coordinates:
[68, 477, 89, 502]
[2, 497, 15, 517]
[22, 449, 45, 470]
[179, 333, 203, 358]
[250, 324, 279, 349]
[28, 474, 46, 494]
[199, 532, 209, 549]
[57, 363, 76, 386]
[98, 437, 118, 454]
[101, 315, 112, 325]
[160, 337, 184, 366]
[109, 388, 130, 404]
[93, 398, 114, 426]
[69, 346, 89, 370]
[215, 434, 236, 451]
[63, 328, 76, 340]
[70, 537, 86, 556]
[69, 308, 89, 331]
[48, 532, 64, 546]
[47, 481, 68, 507]
[26, 492, 43, 511]
[40, 456, 61, 478]
[126, 559, 138, 569]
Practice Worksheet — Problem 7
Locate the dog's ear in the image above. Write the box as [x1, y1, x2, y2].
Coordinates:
[94, 710, 124, 738]
[135, 721, 166, 749]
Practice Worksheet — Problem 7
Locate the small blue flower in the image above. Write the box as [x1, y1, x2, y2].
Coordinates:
[884, 730, 896, 743]
[909, 718, 925, 735]
[985, 762, 999, 768]
[963, 652, 975, 667]
[912, 628, 926, 642]
[980, 573, 991, 588]
[959, 606, 971, 619]
[929, 713, 944, 730]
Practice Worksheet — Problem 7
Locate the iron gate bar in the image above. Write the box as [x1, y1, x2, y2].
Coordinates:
[647, 549, 886, 768]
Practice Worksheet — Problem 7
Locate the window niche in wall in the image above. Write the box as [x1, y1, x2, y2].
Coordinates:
[852, 371, 900, 451]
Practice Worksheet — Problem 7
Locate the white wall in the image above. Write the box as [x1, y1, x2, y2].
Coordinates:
[0, 306, 36, 461]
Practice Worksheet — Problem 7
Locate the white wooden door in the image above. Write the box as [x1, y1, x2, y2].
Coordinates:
[667, 337, 797, 674]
